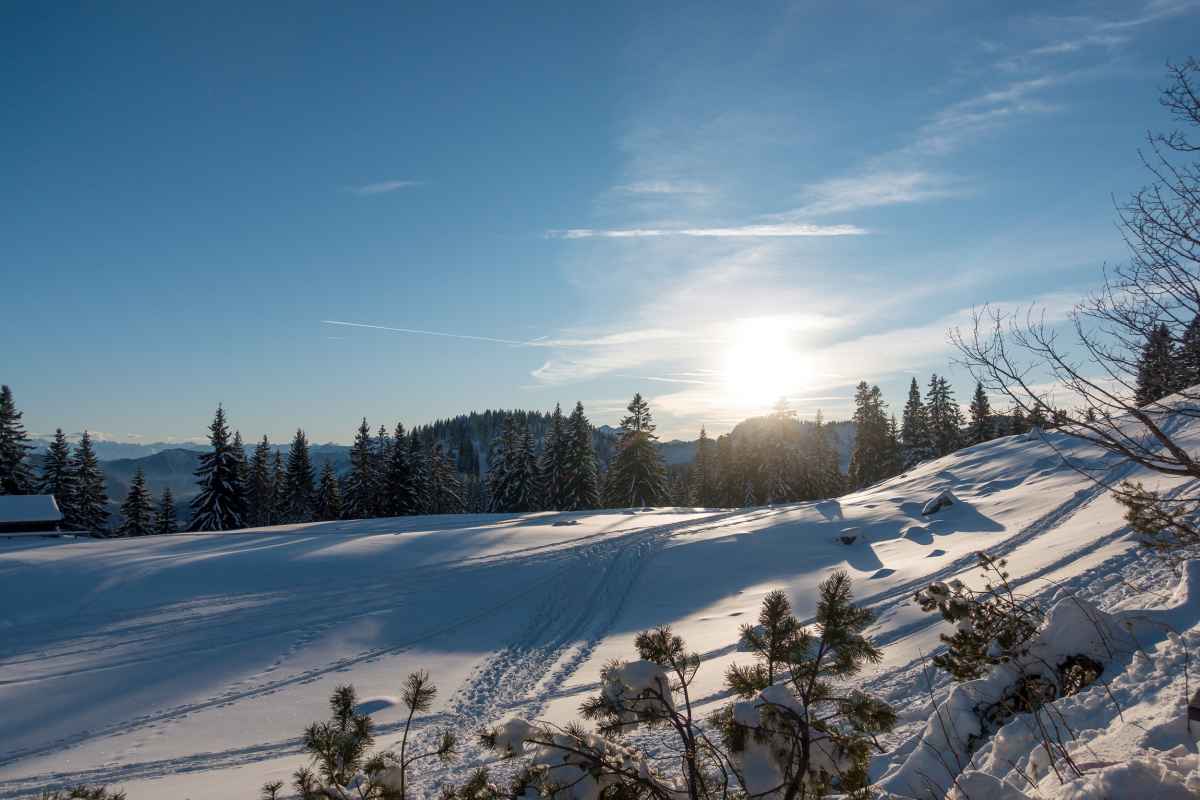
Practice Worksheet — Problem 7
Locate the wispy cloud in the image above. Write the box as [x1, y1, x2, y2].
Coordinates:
[785, 170, 964, 216]
[322, 320, 686, 350]
[915, 75, 1064, 154]
[613, 180, 713, 195]
[321, 320, 531, 346]
[351, 180, 422, 196]
[547, 223, 868, 239]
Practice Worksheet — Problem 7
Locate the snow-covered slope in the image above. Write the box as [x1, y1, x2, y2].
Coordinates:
[1, 423, 1196, 799]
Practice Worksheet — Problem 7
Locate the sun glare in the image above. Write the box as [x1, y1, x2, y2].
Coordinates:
[720, 317, 804, 411]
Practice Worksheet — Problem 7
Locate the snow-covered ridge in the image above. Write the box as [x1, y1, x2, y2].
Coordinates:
[1, 416, 1197, 798]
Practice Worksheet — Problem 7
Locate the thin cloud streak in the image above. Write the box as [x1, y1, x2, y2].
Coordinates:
[548, 223, 867, 239]
[785, 170, 964, 216]
[351, 180, 422, 196]
[321, 320, 532, 346]
[613, 180, 713, 195]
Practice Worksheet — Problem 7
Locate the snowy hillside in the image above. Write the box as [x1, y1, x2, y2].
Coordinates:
[2, 422, 1198, 798]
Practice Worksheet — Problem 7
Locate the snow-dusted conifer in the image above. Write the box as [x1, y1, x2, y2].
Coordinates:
[189, 405, 247, 532]
[538, 404, 569, 510]
[155, 487, 177, 534]
[690, 426, 717, 506]
[900, 377, 932, 465]
[408, 431, 432, 514]
[270, 450, 286, 523]
[384, 422, 417, 515]
[925, 375, 962, 457]
[247, 435, 274, 526]
[561, 402, 600, 511]
[283, 428, 315, 522]
[603, 393, 668, 508]
[0, 385, 34, 494]
[314, 461, 342, 521]
[429, 443, 465, 514]
[372, 424, 392, 516]
[39, 428, 76, 517]
[1177, 314, 1200, 391]
[1135, 323, 1178, 405]
[71, 431, 109, 533]
[968, 382, 993, 444]
[343, 418, 375, 520]
[117, 467, 154, 537]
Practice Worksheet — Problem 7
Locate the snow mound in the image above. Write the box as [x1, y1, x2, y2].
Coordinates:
[921, 490, 957, 516]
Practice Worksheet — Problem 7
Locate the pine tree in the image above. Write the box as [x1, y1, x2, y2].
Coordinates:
[968, 382, 993, 445]
[763, 402, 795, 504]
[155, 487, 178, 534]
[71, 431, 110, 533]
[900, 377, 932, 466]
[283, 428, 316, 522]
[560, 402, 600, 511]
[39, 428, 76, 518]
[1135, 323, 1178, 405]
[538, 404, 569, 511]
[189, 405, 247, 531]
[603, 393, 668, 508]
[848, 382, 892, 488]
[314, 461, 343, 521]
[270, 450, 287, 523]
[0, 385, 34, 494]
[247, 435, 274, 527]
[408, 431, 432, 514]
[1177, 314, 1200, 391]
[231, 430, 248, 510]
[1010, 406, 1029, 435]
[117, 467, 154, 536]
[343, 418, 375, 520]
[690, 426, 717, 507]
[372, 425, 392, 516]
[384, 422, 417, 515]
[925, 375, 962, 457]
[429, 443, 465, 514]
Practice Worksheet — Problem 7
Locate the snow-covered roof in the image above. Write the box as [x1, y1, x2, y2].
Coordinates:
[0, 494, 63, 523]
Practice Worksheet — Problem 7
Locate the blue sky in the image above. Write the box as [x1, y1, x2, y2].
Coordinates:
[3, 1, 1198, 443]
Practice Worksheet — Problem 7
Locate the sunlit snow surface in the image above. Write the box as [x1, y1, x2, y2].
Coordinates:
[2, 424, 1198, 798]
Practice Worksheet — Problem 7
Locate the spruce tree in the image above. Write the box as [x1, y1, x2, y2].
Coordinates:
[0, 385, 34, 494]
[560, 402, 600, 511]
[690, 426, 717, 507]
[231, 430, 248, 509]
[408, 431, 432, 514]
[372, 424, 392, 516]
[538, 403, 569, 510]
[117, 467, 155, 537]
[384, 422, 417, 515]
[39, 428, 76, 518]
[155, 487, 178, 534]
[247, 435, 274, 527]
[343, 418, 375, 519]
[603, 393, 668, 508]
[284, 428, 316, 522]
[270, 450, 287, 523]
[189, 405, 247, 531]
[1135, 323, 1178, 405]
[926, 375, 962, 457]
[848, 382, 891, 488]
[968, 382, 993, 445]
[314, 461, 343, 521]
[429, 443, 465, 513]
[900, 377, 932, 466]
[1177, 314, 1200, 391]
[486, 418, 516, 511]
[71, 431, 110, 533]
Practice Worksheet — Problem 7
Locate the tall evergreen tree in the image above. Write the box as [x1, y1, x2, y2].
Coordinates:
[314, 461, 343, 521]
[189, 405, 247, 531]
[560, 402, 600, 511]
[1177, 314, 1200, 391]
[810, 410, 843, 499]
[39, 428, 76, 518]
[117, 467, 154, 537]
[763, 402, 795, 504]
[71, 431, 109, 533]
[247, 435, 274, 527]
[155, 487, 178, 534]
[231, 430, 248, 509]
[429, 443, 465, 514]
[384, 422, 417, 515]
[900, 377, 932, 466]
[690, 426, 717, 507]
[343, 418, 375, 519]
[968, 382, 994, 445]
[848, 382, 891, 488]
[270, 450, 287, 523]
[603, 393, 668, 508]
[486, 417, 516, 511]
[372, 424, 393, 516]
[283, 428, 316, 522]
[0, 385, 34, 494]
[538, 403, 569, 510]
[1135, 323, 1178, 405]
[926, 375, 962, 457]
[408, 431, 432, 514]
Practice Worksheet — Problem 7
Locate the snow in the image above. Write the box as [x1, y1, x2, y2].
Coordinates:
[0, 494, 62, 524]
[2, 418, 1200, 798]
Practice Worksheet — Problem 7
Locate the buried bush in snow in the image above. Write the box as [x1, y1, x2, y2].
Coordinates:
[921, 490, 956, 516]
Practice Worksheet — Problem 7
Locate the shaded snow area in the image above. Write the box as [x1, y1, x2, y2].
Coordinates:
[3, 423, 1200, 798]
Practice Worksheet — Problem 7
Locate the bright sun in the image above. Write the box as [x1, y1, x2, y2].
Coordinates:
[720, 317, 803, 411]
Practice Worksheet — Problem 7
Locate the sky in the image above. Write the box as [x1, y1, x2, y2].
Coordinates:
[3, 1, 1198, 444]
